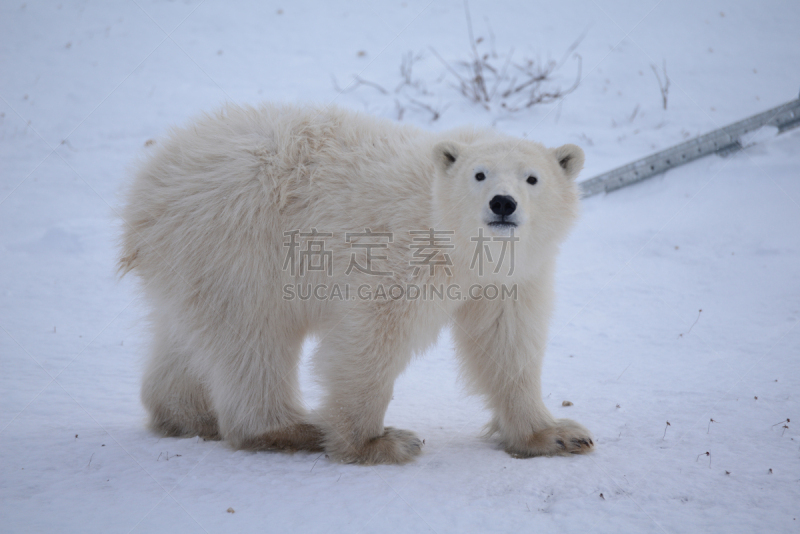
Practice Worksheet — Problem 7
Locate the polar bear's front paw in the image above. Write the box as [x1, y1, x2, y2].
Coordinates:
[505, 419, 594, 458]
[331, 427, 423, 465]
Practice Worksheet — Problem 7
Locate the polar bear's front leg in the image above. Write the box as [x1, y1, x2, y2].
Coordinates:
[313, 307, 423, 465]
[453, 274, 594, 457]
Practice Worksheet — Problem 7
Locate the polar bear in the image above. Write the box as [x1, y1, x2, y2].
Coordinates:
[119, 103, 593, 464]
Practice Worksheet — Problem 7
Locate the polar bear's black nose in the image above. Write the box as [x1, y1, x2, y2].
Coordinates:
[489, 195, 517, 217]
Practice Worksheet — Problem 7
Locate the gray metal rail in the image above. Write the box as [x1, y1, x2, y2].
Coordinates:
[580, 95, 800, 198]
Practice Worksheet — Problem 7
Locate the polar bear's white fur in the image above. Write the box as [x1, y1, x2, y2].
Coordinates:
[119, 103, 593, 464]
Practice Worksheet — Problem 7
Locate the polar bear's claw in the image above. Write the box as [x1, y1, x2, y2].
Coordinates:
[506, 418, 594, 458]
[331, 427, 423, 465]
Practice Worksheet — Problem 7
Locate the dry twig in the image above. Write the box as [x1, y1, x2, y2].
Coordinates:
[651, 60, 670, 110]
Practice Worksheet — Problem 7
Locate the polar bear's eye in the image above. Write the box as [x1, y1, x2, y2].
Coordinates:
[475, 172, 486, 181]
[527, 175, 538, 185]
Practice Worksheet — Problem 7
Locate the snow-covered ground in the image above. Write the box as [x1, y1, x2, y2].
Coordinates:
[1, 0, 799, 532]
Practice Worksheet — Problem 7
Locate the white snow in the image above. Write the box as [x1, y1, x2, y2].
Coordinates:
[1, 1, 798, 532]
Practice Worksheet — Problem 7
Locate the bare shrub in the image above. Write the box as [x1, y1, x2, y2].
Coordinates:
[334, 1, 582, 121]
[430, 1, 582, 112]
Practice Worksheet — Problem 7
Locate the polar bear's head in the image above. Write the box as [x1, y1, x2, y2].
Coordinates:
[431, 136, 583, 280]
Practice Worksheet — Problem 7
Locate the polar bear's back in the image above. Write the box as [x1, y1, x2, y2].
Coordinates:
[119, 104, 439, 320]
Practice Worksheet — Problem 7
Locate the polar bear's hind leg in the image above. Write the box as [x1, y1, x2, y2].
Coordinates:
[141, 322, 220, 440]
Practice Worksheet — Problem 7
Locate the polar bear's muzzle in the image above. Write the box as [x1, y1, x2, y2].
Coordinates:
[487, 194, 519, 228]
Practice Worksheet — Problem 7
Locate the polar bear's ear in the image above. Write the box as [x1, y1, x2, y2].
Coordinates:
[433, 141, 463, 172]
[552, 144, 585, 180]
